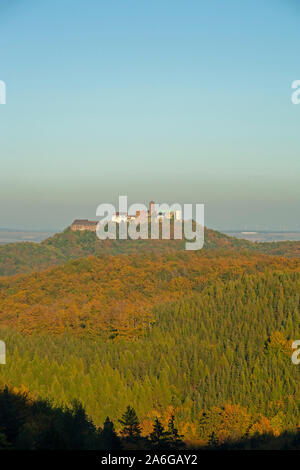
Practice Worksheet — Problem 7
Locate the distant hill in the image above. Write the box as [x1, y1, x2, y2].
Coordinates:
[0, 226, 247, 276]
[1, 224, 300, 276]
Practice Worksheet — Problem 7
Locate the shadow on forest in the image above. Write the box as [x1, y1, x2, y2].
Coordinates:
[207, 432, 300, 451]
[0, 387, 183, 450]
[0, 386, 300, 450]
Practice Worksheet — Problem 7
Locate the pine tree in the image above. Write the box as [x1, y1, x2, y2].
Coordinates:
[167, 415, 184, 448]
[150, 418, 167, 446]
[119, 406, 141, 440]
[99, 417, 121, 450]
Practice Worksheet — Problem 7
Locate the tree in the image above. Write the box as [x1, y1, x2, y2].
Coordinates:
[119, 406, 141, 440]
[208, 431, 219, 448]
[167, 415, 185, 448]
[99, 417, 121, 450]
[150, 418, 168, 447]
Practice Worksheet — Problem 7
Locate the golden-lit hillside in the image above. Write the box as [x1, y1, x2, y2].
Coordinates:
[1, 250, 300, 337]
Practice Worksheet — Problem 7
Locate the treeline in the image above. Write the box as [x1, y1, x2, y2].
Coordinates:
[2, 385, 300, 450]
[2, 225, 300, 277]
[1, 271, 300, 443]
[0, 387, 184, 450]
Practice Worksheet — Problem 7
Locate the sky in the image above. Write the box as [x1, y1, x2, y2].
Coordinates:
[0, 0, 300, 231]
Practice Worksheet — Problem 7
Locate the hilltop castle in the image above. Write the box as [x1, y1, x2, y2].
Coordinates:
[70, 201, 181, 232]
[70, 219, 98, 231]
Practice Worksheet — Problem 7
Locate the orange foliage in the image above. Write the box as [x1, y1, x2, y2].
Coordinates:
[1, 251, 300, 338]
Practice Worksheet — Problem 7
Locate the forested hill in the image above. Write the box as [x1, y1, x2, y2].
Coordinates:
[1, 264, 300, 445]
[1, 250, 300, 337]
[1, 225, 300, 276]
[2, 229, 300, 446]
[0, 226, 249, 276]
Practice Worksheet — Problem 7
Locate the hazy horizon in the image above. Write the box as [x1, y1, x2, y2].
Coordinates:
[2, 225, 300, 234]
[1, 0, 300, 231]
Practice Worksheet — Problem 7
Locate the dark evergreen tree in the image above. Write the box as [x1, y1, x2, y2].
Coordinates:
[99, 417, 121, 450]
[150, 418, 168, 447]
[167, 415, 184, 448]
[119, 406, 141, 440]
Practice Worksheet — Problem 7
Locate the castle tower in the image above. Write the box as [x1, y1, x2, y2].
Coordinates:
[149, 200, 155, 216]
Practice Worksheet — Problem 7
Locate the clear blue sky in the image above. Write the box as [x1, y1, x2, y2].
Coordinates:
[0, 0, 300, 230]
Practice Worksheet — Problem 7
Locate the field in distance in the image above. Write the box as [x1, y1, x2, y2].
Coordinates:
[0, 229, 55, 244]
[223, 231, 300, 243]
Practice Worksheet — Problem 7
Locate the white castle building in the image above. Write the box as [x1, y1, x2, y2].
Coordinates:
[71, 201, 182, 231]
